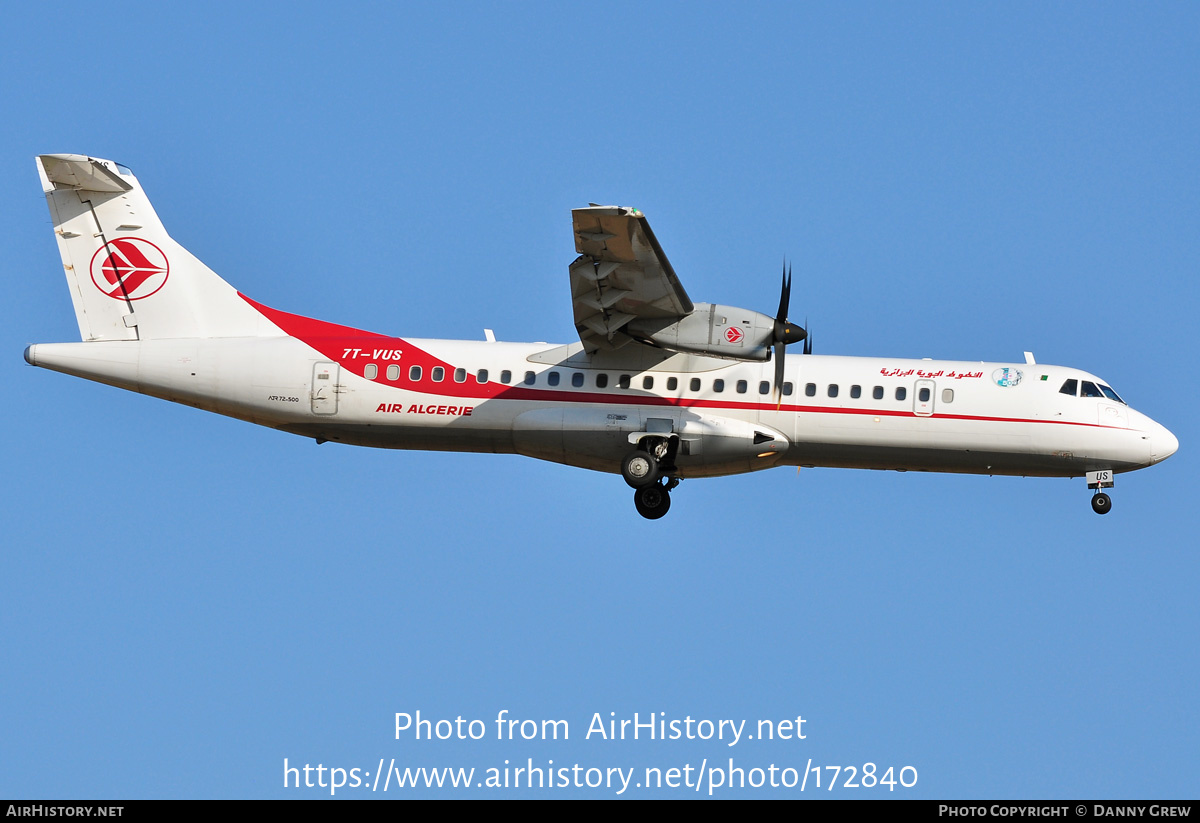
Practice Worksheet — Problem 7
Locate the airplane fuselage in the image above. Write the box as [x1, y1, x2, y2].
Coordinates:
[25, 295, 1175, 483]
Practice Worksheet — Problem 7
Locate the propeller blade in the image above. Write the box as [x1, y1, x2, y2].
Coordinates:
[774, 340, 786, 407]
[773, 262, 806, 346]
[772, 262, 808, 403]
[775, 262, 791, 325]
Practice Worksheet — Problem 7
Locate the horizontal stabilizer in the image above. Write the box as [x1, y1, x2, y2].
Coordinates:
[38, 154, 132, 193]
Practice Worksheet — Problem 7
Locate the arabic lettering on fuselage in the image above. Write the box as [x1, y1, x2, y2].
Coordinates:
[878, 368, 984, 380]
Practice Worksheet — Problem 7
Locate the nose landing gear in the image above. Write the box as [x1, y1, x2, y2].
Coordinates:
[1087, 469, 1114, 515]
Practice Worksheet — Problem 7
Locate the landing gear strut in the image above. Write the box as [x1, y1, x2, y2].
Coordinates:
[1087, 469, 1114, 515]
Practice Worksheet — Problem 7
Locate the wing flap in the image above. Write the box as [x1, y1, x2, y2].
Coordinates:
[569, 206, 694, 352]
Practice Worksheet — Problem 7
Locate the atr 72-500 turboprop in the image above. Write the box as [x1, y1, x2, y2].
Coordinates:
[25, 154, 1177, 518]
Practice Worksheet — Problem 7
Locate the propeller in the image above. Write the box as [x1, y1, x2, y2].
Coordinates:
[772, 263, 807, 401]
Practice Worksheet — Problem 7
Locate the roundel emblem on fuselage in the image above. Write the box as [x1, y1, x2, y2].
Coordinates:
[725, 326, 744, 344]
[992, 367, 1023, 387]
[89, 237, 170, 301]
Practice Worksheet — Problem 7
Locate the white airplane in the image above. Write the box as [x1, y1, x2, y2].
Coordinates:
[26, 154, 1178, 519]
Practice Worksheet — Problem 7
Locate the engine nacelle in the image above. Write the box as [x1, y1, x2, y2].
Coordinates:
[626, 303, 775, 361]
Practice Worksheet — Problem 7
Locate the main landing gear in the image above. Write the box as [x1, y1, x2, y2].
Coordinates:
[1087, 469, 1114, 515]
[633, 476, 681, 520]
[622, 437, 680, 520]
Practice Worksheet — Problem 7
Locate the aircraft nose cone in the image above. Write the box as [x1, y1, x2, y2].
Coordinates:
[1154, 424, 1179, 464]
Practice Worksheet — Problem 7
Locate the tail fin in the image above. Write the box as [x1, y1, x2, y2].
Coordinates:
[37, 154, 269, 341]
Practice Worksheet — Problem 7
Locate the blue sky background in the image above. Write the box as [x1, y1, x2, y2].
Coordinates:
[2, 2, 1196, 798]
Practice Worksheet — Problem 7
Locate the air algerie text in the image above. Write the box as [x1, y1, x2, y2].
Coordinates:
[375, 404, 473, 416]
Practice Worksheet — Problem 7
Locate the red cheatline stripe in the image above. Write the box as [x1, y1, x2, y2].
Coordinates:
[239, 293, 1130, 431]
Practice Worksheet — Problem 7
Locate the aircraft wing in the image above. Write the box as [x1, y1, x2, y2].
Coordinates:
[570, 206, 694, 352]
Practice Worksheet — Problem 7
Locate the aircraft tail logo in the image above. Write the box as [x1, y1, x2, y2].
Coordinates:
[38, 154, 274, 341]
[90, 238, 169, 300]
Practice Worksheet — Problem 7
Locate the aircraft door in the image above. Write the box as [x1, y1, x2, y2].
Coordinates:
[311, 361, 340, 415]
[913, 379, 935, 416]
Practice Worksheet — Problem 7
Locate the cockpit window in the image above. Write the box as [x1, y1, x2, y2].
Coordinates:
[1061, 377, 1125, 404]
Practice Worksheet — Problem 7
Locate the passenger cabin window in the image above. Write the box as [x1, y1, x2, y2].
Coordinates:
[431, 366, 445, 382]
[476, 369, 489, 383]
[805, 383, 816, 397]
[387, 364, 400, 381]
[618, 374, 631, 389]
[713, 379, 725, 393]
[918, 387, 931, 402]
[1059, 379, 1078, 397]
[667, 377, 678, 391]
[1081, 381, 1103, 398]
[783, 382, 793, 396]
[409, 366, 422, 381]
[596, 373, 609, 389]
[689, 378, 701, 392]
[759, 381, 770, 395]
[454, 368, 466, 383]
[736, 380, 748, 394]
[850, 385, 861, 399]
[523, 371, 536, 386]
[572, 373, 584, 387]
[500, 370, 511, 384]
[827, 384, 838, 398]
[364, 364, 378, 380]
[895, 386, 907, 401]
[547, 371, 560, 386]
[942, 388, 954, 403]
[643, 376, 654, 390]
[873, 386, 884, 400]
